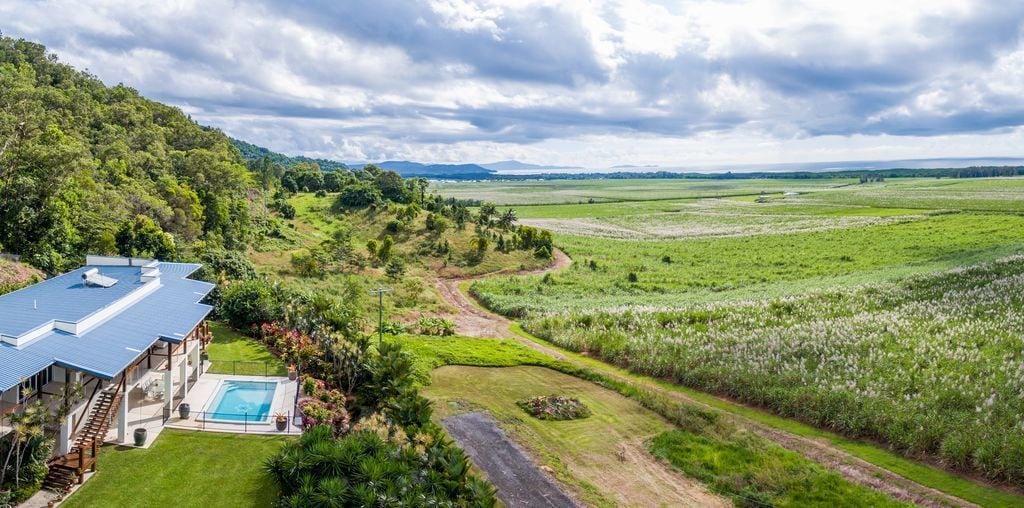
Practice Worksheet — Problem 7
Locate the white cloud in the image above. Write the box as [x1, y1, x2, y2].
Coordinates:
[1, 0, 1022, 167]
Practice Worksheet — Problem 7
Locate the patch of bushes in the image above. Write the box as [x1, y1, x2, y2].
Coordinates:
[517, 395, 591, 421]
[417, 316, 456, 336]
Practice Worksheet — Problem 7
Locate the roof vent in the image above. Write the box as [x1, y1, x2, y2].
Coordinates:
[82, 268, 118, 288]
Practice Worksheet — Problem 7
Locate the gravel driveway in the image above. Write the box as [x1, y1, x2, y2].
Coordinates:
[442, 412, 579, 508]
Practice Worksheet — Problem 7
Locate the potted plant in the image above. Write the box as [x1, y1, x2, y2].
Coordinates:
[200, 350, 209, 363]
[274, 412, 288, 431]
[179, 403, 191, 419]
[133, 428, 147, 446]
[287, 364, 298, 381]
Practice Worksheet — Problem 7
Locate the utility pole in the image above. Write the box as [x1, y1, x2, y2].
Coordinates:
[367, 287, 392, 346]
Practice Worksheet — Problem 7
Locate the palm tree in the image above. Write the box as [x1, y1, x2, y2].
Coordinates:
[497, 208, 517, 230]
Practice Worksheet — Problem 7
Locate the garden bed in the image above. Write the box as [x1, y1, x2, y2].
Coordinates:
[517, 395, 591, 421]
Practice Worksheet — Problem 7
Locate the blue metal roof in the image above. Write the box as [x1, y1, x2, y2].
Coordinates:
[0, 266, 144, 337]
[0, 261, 214, 392]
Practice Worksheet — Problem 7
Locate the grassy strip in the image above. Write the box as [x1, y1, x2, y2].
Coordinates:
[650, 430, 900, 507]
[508, 324, 1024, 508]
[395, 334, 908, 507]
[62, 430, 289, 508]
[206, 322, 288, 376]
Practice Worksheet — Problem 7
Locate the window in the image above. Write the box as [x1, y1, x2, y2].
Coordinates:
[18, 366, 53, 403]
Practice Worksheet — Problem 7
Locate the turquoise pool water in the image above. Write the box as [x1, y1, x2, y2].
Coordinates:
[206, 380, 277, 423]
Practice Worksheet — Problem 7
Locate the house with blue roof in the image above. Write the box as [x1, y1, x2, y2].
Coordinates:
[0, 255, 214, 489]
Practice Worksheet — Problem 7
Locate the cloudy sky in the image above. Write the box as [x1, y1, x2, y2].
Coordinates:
[3, 0, 1024, 168]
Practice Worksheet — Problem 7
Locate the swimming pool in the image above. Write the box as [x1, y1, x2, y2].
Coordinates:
[204, 380, 278, 423]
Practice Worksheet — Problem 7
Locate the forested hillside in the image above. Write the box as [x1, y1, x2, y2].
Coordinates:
[0, 35, 258, 272]
[231, 138, 349, 172]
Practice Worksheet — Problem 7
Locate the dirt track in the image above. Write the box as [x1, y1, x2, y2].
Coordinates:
[433, 248, 984, 507]
[436, 248, 570, 342]
[442, 412, 580, 508]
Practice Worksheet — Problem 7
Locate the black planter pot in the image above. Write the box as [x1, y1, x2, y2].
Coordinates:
[276, 418, 287, 431]
[133, 428, 147, 447]
[179, 403, 191, 419]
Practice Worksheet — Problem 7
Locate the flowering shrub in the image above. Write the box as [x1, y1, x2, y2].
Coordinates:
[517, 395, 591, 421]
[254, 322, 319, 367]
[525, 256, 1024, 484]
[298, 381, 350, 434]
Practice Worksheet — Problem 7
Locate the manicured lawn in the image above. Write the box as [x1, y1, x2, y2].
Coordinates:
[206, 321, 287, 376]
[61, 430, 289, 508]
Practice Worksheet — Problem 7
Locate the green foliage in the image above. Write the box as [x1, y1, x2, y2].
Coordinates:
[115, 215, 176, 259]
[193, 247, 258, 282]
[416, 316, 456, 337]
[0, 400, 53, 503]
[290, 249, 330, 277]
[0, 36, 258, 272]
[219, 279, 286, 330]
[385, 257, 406, 280]
[336, 181, 382, 208]
[264, 424, 496, 508]
[376, 235, 394, 263]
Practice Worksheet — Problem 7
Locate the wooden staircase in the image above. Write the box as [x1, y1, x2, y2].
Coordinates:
[43, 381, 123, 494]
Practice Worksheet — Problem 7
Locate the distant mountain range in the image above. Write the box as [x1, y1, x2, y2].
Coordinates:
[231, 139, 498, 179]
[231, 139, 1024, 180]
[364, 161, 495, 178]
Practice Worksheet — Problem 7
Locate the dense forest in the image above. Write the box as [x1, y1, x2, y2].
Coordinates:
[231, 137, 349, 172]
[0, 34, 259, 272]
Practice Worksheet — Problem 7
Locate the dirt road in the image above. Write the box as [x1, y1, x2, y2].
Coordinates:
[433, 248, 982, 508]
[436, 248, 570, 341]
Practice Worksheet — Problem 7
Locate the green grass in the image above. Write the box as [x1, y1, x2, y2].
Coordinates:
[434, 178, 856, 205]
[206, 322, 288, 376]
[61, 430, 289, 508]
[473, 212, 1024, 315]
[391, 334, 558, 380]
[650, 430, 903, 507]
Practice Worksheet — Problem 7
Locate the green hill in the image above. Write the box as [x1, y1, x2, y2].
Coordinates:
[231, 137, 349, 172]
[0, 35, 261, 271]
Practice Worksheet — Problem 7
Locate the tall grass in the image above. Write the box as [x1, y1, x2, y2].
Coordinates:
[524, 256, 1024, 485]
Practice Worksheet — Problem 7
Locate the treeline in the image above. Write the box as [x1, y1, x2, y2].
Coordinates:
[482, 166, 1024, 181]
[0, 34, 260, 272]
[231, 137, 348, 172]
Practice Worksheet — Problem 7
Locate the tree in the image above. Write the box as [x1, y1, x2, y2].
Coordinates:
[374, 170, 408, 203]
[497, 208, 517, 230]
[115, 215, 176, 259]
[477, 202, 498, 226]
[376, 235, 394, 263]
[385, 258, 405, 280]
[336, 182, 381, 208]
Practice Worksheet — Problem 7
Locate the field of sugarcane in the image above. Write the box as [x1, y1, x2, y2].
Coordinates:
[442, 176, 1024, 486]
[524, 256, 1024, 484]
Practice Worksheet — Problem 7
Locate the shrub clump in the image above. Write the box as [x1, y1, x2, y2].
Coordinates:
[517, 395, 591, 421]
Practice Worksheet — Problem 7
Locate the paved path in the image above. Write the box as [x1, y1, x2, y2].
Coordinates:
[442, 412, 579, 508]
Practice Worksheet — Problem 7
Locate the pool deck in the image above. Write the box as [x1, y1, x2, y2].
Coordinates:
[166, 373, 300, 435]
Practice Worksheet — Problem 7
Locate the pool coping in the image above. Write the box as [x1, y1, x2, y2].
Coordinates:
[199, 379, 281, 425]
[166, 373, 299, 435]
